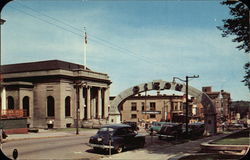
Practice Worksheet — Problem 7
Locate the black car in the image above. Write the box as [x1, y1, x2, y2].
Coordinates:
[122, 121, 139, 131]
[157, 123, 183, 139]
[89, 124, 145, 153]
[182, 122, 205, 137]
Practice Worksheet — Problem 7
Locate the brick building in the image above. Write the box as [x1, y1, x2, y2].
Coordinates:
[0, 60, 111, 129]
[202, 86, 231, 123]
[118, 93, 203, 123]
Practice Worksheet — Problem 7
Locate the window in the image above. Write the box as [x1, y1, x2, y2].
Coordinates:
[47, 96, 55, 117]
[115, 128, 127, 136]
[150, 114, 156, 118]
[23, 96, 30, 116]
[174, 104, 178, 111]
[65, 96, 71, 117]
[150, 102, 156, 111]
[131, 102, 137, 111]
[141, 102, 145, 111]
[131, 114, 137, 119]
[7, 96, 14, 110]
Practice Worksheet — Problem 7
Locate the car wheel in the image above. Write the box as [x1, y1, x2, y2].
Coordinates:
[115, 146, 123, 153]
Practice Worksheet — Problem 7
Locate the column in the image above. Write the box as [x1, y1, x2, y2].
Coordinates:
[87, 86, 91, 119]
[1, 87, 6, 110]
[79, 87, 84, 119]
[103, 88, 110, 119]
[97, 88, 102, 119]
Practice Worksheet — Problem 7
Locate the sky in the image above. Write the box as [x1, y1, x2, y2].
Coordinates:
[1, 0, 250, 101]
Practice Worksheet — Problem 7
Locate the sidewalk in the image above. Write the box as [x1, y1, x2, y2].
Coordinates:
[5, 128, 98, 141]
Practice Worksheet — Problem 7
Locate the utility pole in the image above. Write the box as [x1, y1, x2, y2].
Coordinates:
[75, 81, 83, 135]
[76, 83, 80, 135]
[173, 75, 199, 136]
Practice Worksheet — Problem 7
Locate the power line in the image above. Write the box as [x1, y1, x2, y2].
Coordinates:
[8, 3, 171, 76]
[14, 1, 159, 64]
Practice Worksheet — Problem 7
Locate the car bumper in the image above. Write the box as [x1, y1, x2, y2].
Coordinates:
[88, 143, 114, 149]
[156, 134, 175, 138]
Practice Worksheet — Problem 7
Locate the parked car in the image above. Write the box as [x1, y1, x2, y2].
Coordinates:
[122, 121, 139, 131]
[157, 123, 183, 139]
[227, 123, 245, 130]
[89, 124, 145, 153]
[182, 122, 205, 137]
[149, 122, 168, 134]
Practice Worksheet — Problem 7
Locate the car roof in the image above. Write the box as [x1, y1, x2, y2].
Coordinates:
[101, 124, 131, 129]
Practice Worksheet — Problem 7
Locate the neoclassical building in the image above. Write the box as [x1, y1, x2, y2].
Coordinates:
[0, 60, 111, 128]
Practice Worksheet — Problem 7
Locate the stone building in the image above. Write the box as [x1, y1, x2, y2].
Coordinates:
[0, 60, 111, 128]
[118, 93, 203, 123]
[202, 86, 231, 123]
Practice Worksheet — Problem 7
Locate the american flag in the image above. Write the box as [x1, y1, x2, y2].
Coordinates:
[85, 32, 87, 44]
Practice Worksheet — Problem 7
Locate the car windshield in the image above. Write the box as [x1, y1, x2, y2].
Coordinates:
[97, 127, 115, 135]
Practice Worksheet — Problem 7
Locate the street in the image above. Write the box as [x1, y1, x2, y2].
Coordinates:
[2, 135, 105, 160]
[1, 130, 173, 160]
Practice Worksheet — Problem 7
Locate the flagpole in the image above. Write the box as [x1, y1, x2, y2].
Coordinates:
[84, 27, 87, 70]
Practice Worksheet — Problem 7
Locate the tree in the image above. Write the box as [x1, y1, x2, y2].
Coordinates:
[217, 0, 250, 90]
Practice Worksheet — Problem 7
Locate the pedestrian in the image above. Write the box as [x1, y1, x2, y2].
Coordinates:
[222, 122, 225, 132]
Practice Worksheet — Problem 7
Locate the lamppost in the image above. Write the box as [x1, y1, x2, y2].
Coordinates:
[74, 80, 87, 135]
[173, 75, 199, 136]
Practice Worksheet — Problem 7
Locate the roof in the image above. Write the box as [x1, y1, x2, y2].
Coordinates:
[1, 60, 90, 74]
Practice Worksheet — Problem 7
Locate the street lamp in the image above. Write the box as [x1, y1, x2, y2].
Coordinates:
[173, 75, 199, 136]
[74, 80, 87, 135]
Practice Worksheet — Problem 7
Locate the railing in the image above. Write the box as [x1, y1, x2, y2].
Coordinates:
[0, 109, 28, 119]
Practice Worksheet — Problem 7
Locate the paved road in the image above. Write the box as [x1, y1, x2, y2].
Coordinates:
[2, 134, 106, 160]
[1, 128, 231, 160]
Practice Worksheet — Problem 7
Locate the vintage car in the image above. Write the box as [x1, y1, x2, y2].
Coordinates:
[157, 123, 183, 139]
[149, 122, 168, 134]
[122, 121, 139, 131]
[182, 122, 205, 137]
[89, 124, 145, 153]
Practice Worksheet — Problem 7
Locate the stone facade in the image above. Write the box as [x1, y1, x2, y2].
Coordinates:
[202, 87, 231, 123]
[0, 60, 111, 128]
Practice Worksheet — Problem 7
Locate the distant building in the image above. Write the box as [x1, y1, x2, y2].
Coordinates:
[116, 93, 203, 123]
[230, 101, 250, 122]
[0, 60, 111, 129]
[202, 86, 231, 123]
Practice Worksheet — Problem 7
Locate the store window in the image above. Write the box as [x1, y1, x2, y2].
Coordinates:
[150, 114, 156, 118]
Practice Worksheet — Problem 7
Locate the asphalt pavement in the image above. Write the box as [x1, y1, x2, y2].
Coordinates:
[2, 128, 228, 160]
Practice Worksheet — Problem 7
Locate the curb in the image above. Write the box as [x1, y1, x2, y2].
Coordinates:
[5, 133, 86, 142]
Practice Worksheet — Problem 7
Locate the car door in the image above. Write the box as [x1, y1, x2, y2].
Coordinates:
[124, 127, 137, 148]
